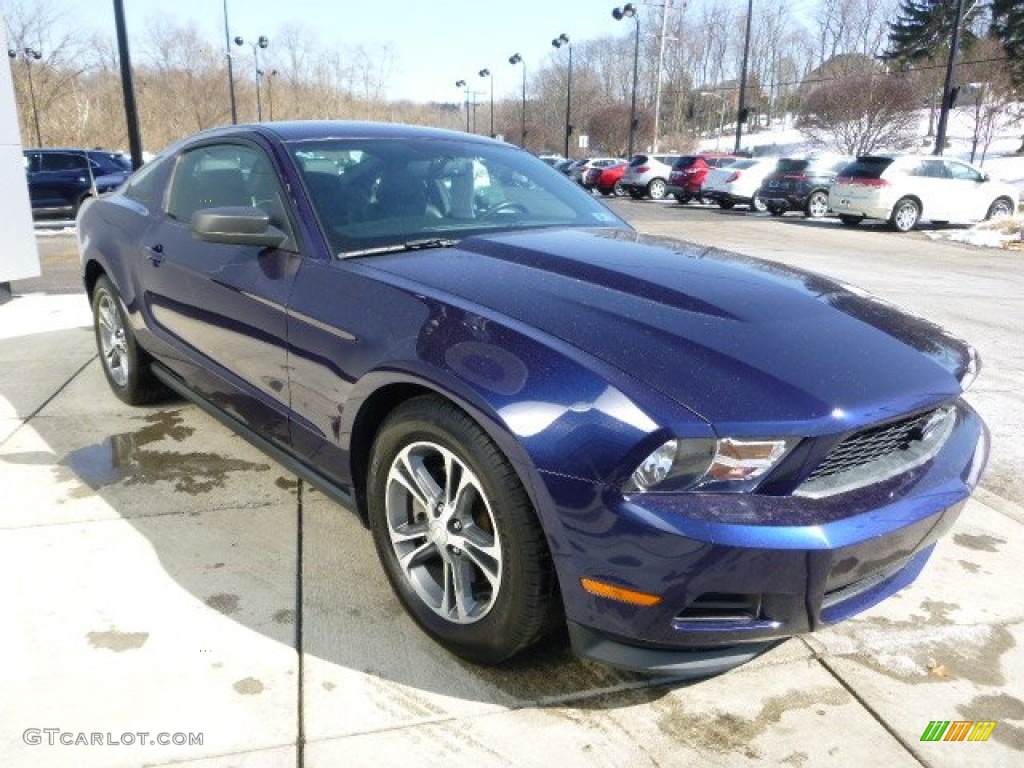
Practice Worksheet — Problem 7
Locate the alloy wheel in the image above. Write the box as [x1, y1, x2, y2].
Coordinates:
[96, 292, 129, 387]
[383, 440, 502, 624]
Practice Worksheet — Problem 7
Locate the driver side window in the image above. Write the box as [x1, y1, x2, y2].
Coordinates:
[166, 143, 293, 238]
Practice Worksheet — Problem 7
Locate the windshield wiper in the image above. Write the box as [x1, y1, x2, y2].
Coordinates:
[342, 238, 459, 258]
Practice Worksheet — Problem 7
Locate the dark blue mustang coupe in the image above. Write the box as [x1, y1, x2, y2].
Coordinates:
[78, 122, 988, 674]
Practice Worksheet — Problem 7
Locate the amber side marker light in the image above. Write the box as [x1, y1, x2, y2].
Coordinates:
[580, 577, 662, 607]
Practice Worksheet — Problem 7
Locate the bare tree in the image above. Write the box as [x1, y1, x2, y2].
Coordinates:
[798, 73, 919, 154]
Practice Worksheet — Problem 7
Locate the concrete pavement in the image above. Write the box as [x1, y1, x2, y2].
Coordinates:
[1, 239, 1022, 766]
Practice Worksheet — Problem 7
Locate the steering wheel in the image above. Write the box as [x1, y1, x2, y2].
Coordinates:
[481, 200, 528, 217]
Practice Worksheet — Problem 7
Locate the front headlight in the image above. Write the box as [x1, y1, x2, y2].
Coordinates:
[625, 436, 797, 494]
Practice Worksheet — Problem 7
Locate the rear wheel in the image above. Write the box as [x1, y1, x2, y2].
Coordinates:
[751, 194, 767, 213]
[91, 276, 167, 405]
[890, 197, 920, 232]
[839, 214, 864, 227]
[804, 190, 829, 218]
[612, 180, 626, 197]
[368, 396, 558, 664]
[647, 178, 667, 200]
[717, 200, 735, 210]
[986, 197, 1015, 220]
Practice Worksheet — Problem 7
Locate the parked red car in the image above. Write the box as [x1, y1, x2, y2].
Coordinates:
[583, 160, 628, 197]
[666, 153, 741, 204]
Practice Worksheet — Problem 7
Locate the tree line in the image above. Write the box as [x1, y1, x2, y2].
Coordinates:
[3, 0, 1022, 159]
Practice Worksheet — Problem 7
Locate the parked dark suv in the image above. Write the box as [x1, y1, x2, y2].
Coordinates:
[23, 148, 133, 218]
[757, 155, 853, 218]
[666, 153, 740, 204]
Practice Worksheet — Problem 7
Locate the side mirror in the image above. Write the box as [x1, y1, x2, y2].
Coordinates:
[191, 206, 288, 248]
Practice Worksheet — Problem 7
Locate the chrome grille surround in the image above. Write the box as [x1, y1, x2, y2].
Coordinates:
[795, 406, 956, 499]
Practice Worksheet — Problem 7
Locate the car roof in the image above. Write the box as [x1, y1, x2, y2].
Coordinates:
[183, 120, 511, 147]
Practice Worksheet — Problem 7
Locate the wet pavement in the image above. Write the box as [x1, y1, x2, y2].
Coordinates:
[1, 231, 1022, 767]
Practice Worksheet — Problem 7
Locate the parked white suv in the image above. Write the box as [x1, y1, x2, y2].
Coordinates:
[701, 157, 778, 212]
[829, 155, 1019, 232]
[620, 153, 681, 200]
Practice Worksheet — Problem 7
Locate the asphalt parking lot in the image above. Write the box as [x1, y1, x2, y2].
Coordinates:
[1, 209, 1022, 767]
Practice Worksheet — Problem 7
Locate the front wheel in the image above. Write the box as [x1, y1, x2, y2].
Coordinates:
[368, 396, 558, 664]
[647, 178, 667, 200]
[91, 276, 167, 405]
[612, 180, 626, 197]
[751, 194, 768, 213]
[804, 190, 829, 218]
[986, 197, 1015, 220]
[890, 197, 920, 232]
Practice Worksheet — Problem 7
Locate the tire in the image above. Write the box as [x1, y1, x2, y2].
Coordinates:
[674, 194, 690, 205]
[839, 214, 863, 227]
[751, 194, 768, 213]
[91, 275, 167, 405]
[717, 200, 735, 210]
[647, 178, 667, 200]
[804, 190, 829, 219]
[890, 197, 920, 232]
[986, 197, 1015, 220]
[612, 180, 626, 197]
[367, 396, 558, 664]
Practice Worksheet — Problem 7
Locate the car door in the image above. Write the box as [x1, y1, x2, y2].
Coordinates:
[141, 140, 301, 443]
[944, 160, 989, 221]
[912, 158, 951, 221]
[33, 151, 91, 211]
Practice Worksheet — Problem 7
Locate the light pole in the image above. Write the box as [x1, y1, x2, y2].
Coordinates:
[508, 53, 526, 148]
[235, 35, 269, 121]
[612, 4, 639, 159]
[222, 0, 237, 124]
[478, 68, 494, 137]
[735, 0, 753, 153]
[8, 47, 43, 146]
[264, 69, 278, 120]
[455, 79, 471, 132]
[552, 33, 572, 158]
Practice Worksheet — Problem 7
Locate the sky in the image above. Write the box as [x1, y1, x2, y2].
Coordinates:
[53, 0, 654, 104]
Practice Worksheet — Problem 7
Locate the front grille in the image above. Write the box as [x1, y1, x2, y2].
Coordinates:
[807, 410, 935, 481]
[796, 406, 956, 498]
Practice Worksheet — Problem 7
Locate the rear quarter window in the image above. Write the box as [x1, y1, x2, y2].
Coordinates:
[840, 158, 893, 178]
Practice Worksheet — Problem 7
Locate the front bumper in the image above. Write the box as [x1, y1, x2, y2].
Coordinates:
[537, 400, 986, 670]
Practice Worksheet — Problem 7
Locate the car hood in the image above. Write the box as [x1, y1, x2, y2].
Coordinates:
[364, 228, 971, 433]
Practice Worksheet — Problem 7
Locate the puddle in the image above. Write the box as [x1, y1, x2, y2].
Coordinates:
[957, 693, 1024, 749]
[653, 686, 849, 758]
[953, 532, 1006, 553]
[62, 409, 269, 495]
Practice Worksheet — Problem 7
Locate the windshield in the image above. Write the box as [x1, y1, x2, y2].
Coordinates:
[288, 137, 627, 256]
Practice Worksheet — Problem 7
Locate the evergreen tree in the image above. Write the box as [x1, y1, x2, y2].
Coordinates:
[882, 0, 981, 64]
[990, 0, 1024, 88]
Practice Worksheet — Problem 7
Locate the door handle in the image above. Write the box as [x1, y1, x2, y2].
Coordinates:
[145, 244, 164, 265]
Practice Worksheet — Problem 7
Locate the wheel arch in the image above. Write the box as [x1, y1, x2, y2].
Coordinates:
[346, 375, 545, 532]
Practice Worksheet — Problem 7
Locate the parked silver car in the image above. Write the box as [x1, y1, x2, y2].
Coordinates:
[620, 153, 681, 200]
